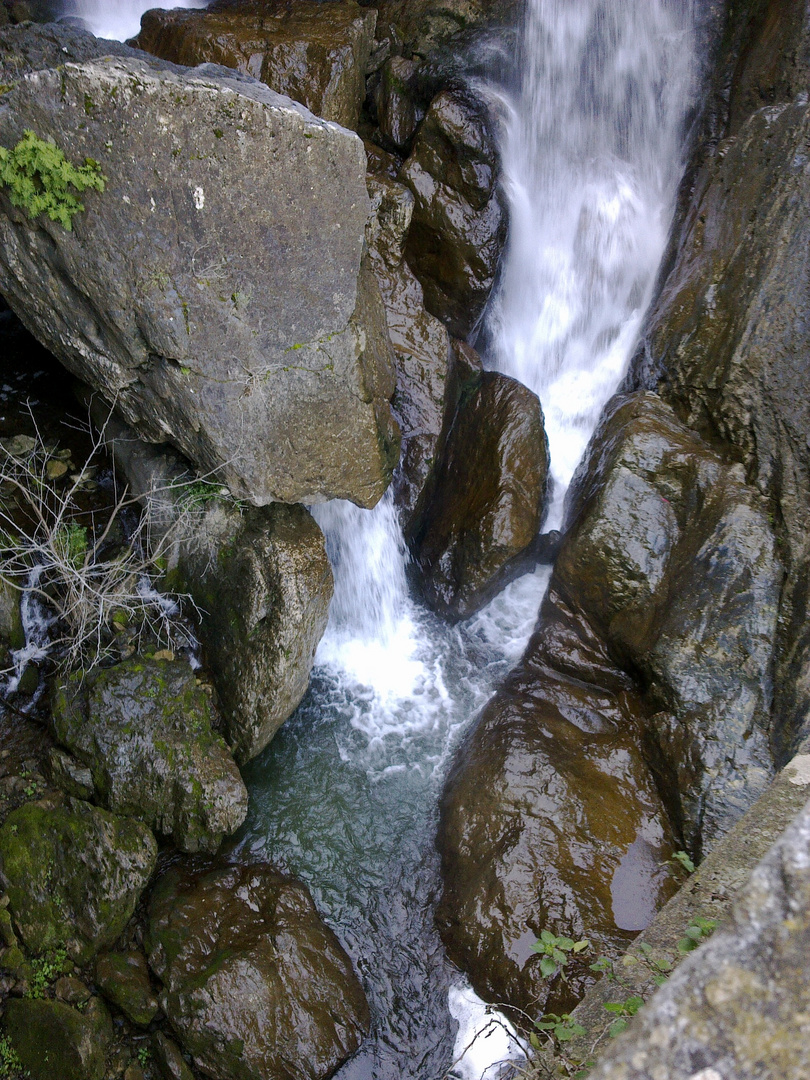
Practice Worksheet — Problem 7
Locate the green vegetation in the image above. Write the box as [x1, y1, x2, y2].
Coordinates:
[0, 130, 106, 231]
[531, 930, 590, 980]
[677, 915, 717, 955]
[0, 1035, 23, 1078]
[603, 995, 644, 1038]
[27, 949, 68, 1000]
[670, 850, 696, 874]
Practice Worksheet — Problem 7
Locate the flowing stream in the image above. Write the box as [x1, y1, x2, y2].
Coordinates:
[237, 1, 699, 1076]
[61, 0, 699, 1074]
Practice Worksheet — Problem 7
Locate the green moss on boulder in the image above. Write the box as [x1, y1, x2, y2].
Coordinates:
[4, 995, 113, 1080]
[0, 797, 157, 963]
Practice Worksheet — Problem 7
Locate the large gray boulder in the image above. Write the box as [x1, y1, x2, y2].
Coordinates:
[51, 658, 248, 854]
[559, 392, 782, 855]
[145, 860, 370, 1080]
[0, 55, 399, 507]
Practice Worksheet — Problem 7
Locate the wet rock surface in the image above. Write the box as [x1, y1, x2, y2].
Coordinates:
[95, 950, 159, 1028]
[51, 658, 247, 853]
[5, 995, 113, 1080]
[371, 0, 521, 59]
[145, 860, 370, 1080]
[414, 371, 549, 620]
[366, 174, 453, 533]
[438, 581, 677, 1017]
[0, 796, 157, 963]
[401, 88, 507, 337]
[0, 55, 399, 508]
[95, 408, 334, 766]
[559, 392, 781, 855]
[587, 796, 810, 1080]
[630, 0, 810, 765]
[135, 0, 377, 130]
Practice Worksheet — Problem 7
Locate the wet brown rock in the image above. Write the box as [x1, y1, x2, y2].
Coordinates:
[372, 0, 521, 58]
[366, 174, 453, 532]
[560, 392, 782, 855]
[632, 76, 810, 768]
[145, 860, 369, 1080]
[438, 583, 677, 1017]
[135, 0, 376, 130]
[414, 371, 549, 619]
[401, 88, 507, 336]
[374, 57, 424, 151]
[152, 1032, 194, 1080]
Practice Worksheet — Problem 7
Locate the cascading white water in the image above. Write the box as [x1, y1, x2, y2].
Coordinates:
[71, 0, 209, 41]
[231, 1, 699, 1077]
[487, 0, 697, 527]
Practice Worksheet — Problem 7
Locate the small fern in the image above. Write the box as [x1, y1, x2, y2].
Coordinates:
[0, 129, 106, 230]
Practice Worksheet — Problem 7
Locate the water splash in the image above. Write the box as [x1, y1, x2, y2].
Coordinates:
[238, 1, 700, 1076]
[71, 0, 209, 41]
[486, 0, 697, 527]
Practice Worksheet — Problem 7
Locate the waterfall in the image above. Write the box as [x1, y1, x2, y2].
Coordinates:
[70, 0, 209, 41]
[486, 0, 697, 527]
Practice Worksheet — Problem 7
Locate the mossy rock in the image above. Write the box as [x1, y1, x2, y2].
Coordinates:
[95, 950, 159, 1028]
[0, 797, 157, 963]
[51, 657, 248, 853]
[4, 996, 113, 1080]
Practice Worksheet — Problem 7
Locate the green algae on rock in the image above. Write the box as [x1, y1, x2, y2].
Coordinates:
[51, 657, 248, 853]
[4, 996, 113, 1080]
[145, 860, 370, 1080]
[95, 951, 159, 1028]
[0, 796, 157, 963]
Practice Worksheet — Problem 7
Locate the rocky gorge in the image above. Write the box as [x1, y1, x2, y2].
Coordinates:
[0, 1, 808, 1079]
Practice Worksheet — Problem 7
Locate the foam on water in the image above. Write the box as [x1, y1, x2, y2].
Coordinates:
[71, 0, 209, 41]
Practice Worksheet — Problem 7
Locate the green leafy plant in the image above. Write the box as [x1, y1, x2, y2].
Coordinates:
[677, 915, 717, 955]
[0, 1035, 23, 1078]
[531, 930, 590, 979]
[0, 129, 106, 230]
[532, 1013, 587, 1045]
[671, 850, 696, 874]
[604, 995, 644, 1038]
[27, 948, 68, 999]
[137, 1045, 151, 1068]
